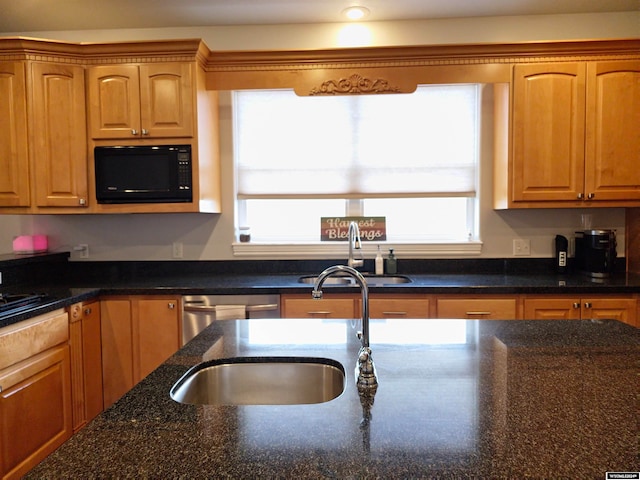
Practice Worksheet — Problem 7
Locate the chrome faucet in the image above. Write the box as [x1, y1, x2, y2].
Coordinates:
[347, 221, 364, 269]
[312, 265, 378, 389]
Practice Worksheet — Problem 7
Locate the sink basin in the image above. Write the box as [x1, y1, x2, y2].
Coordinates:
[298, 274, 412, 286]
[362, 274, 412, 286]
[298, 275, 352, 285]
[170, 357, 345, 405]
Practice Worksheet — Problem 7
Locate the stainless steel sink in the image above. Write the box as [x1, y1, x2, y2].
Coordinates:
[362, 274, 412, 286]
[298, 274, 411, 286]
[170, 357, 345, 405]
[298, 275, 352, 285]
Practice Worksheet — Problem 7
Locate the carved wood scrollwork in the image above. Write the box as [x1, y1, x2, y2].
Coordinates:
[309, 74, 400, 95]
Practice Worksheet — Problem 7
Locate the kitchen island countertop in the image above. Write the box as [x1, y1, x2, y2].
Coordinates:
[26, 317, 639, 479]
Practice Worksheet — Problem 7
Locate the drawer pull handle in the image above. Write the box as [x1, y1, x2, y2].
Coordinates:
[382, 311, 407, 316]
[466, 311, 491, 316]
[307, 311, 332, 315]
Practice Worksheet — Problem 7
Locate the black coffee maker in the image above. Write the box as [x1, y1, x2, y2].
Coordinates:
[574, 229, 617, 277]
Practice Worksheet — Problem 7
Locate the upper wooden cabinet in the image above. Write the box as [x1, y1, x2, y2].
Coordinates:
[88, 63, 193, 140]
[495, 60, 640, 208]
[0, 61, 30, 207]
[30, 62, 89, 208]
[0, 61, 88, 210]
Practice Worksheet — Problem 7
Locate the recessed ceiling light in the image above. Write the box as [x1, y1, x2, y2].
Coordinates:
[342, 6, 370, 21]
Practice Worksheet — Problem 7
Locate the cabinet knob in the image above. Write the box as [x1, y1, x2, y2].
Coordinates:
[131, 129, 138, 135]
[141, 129, 149, 136]
[587, 193, 595, 199]
[79, 198, 86, 206]
[572, 302, 580, 309]
[584, 302, 592, 309]
[577, 193, 584, 200]
[84, 307, 92, 315]
[168, 302, 176, 309]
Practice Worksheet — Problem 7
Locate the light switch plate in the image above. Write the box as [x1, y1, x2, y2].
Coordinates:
[513, 238, 531, 256]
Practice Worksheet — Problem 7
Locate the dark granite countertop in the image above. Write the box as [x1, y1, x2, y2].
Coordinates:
[27, 317, 639, 479]
[4, 270, 640, 329]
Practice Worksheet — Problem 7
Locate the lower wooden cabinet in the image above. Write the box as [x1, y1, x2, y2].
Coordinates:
[523, 296, 637, 326]
[101, 296, 181, 409]
[0, 310, 72, 480]
[370, 294, 430, 319]
[69, 300, 103, 432]
[281, 294, 358, 319]
[436, 297, 518, 320]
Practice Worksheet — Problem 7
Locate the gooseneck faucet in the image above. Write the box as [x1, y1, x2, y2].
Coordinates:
[312, 265, 378, 389]
[347, 221, 364, 269]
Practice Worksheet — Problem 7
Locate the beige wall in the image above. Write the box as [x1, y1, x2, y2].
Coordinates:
[0, 13, 635, 260]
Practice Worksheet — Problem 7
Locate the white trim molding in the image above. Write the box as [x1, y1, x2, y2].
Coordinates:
[232, 241, 483, 259]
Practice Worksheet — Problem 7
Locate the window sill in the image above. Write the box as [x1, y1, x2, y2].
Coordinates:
[232, 241, 482, 258]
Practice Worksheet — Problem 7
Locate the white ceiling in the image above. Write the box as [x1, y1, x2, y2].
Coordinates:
[1, 0, 638, 33]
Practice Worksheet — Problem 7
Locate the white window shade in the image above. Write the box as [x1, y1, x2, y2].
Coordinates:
[235, 85, 478, 199]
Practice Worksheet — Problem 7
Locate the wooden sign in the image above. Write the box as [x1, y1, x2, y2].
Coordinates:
[321, 217, 387, 241]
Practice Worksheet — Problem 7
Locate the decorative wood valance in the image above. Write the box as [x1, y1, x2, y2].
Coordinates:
[0, 36, 638, 93]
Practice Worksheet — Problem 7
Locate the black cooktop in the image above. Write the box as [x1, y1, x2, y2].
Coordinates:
[0, 293, 49, 319]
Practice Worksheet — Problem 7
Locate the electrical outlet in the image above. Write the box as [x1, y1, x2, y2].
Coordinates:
[78, 244, 89, 259]
[513, 239, 531, 256]
[172, 242, 183, 259]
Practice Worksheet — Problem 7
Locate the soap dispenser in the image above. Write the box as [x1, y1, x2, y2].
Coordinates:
[375, 245, 384, 275]
[386, 248, 397, 274]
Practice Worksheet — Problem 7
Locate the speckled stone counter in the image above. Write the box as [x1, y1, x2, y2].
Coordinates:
[27, 318, 639, 479]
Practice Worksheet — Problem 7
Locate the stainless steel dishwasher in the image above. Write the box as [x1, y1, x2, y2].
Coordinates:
[181, 294, 280, 345]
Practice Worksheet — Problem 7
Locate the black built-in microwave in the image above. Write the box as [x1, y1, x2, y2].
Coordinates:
[94, 145, 192, 204]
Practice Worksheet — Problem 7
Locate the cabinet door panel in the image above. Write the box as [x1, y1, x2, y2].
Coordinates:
[437, 298, 516, 320]
[584, 298, 636, 324]
[100, 300, 133, 409]
[88, 65, 141, 139]
[370, 297, 430, 319]
[282, 296, 357, 319]
[524, 298, 581, 320]
[0, 61, 30, 207]
[134, 298, 180, 380]
[30, 62, 88, 207]
[0, 345, 72, 479]
[585, 61, 640, 201]
[139, 63, 193, 137]
[512, 63, 586, 202]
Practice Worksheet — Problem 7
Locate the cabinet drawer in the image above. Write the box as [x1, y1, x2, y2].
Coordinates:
[0, 309, 68, 371]
[370, 297, 430, 319]
[437, 298, 517, 320]
[281, 295, 357, 319]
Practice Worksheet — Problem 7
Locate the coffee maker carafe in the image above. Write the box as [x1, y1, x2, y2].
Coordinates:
[574, 229, 617, 277]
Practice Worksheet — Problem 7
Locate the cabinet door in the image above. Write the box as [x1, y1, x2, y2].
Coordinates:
[132, 298, 180, 380]
[370, 296, 430, 319]
[511, 63, 586, 202]
[0, 345, 72, 479]
[88, 65, 141, 139]
[523, 298, 581, 320]
[29, 62, 88, 208]
[437, 298, 517, 320]
[82, 302, 103, 425]
[584, 61, 640, 201]
[100, 299, 133, 409]
[0, 61, 30, 207]
[582, 297, 636, 325]
[139, 63, 193, 138]
[281, 295, 357, 319]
